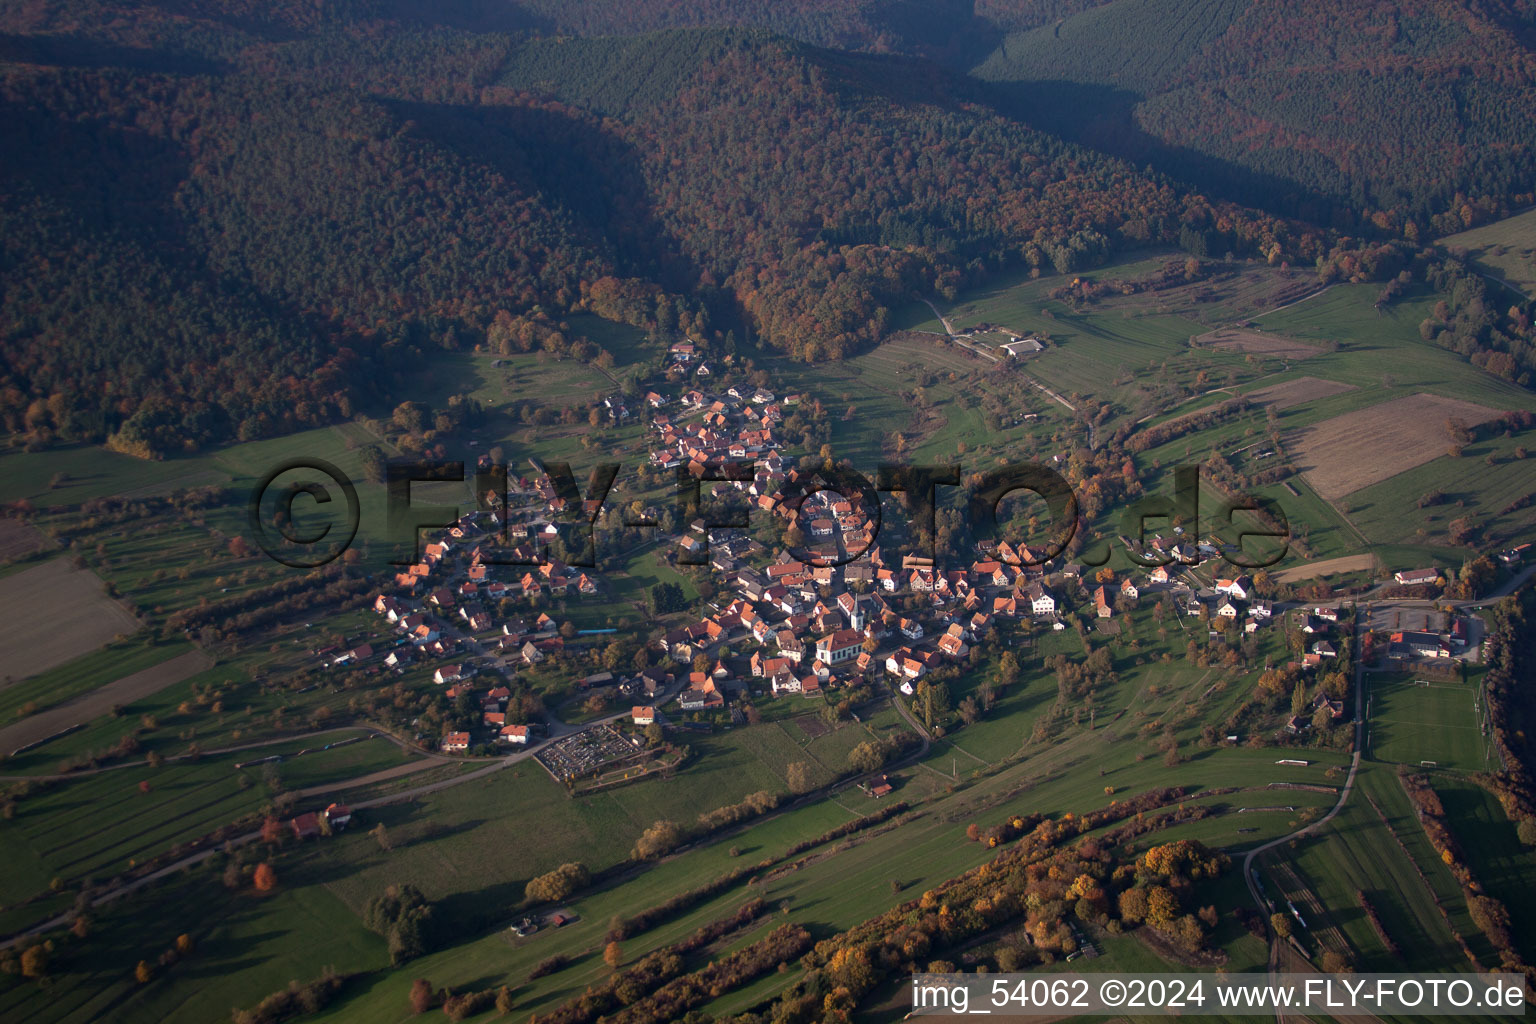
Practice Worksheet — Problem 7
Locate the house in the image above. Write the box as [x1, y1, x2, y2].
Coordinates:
[498, 724, 530, 745]
[521, 641, 545, 665]
[1026, 582, 1055, 616]
[1120, 578, 1139, 601]
[776, 631, 806, 663]
[442, 731, 471, 753]
[1393, 568, 1441, 587]
[1216, 599, 1240, 619]
[770, 672, 801, 696]
[323, 803, 351, 830]
[1214, 576, 1252, 600]
[685, 684, 724, 709]
[332, 642, 373, 666]
[1313, 692, 1346, 720]
[434, 664, 465, 685]
[1498, 543, 1531, 565]
[1092, 585, 1113, 618]
[1310, 640, 1337, 658]
[936, 630, 968, 659]
[290, 812, 321, 840]
[1148, 565, 1171, 585]
[632, 706, 656, 726]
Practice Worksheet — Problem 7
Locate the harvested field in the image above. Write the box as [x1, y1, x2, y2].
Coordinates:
[1198, 327, 1323, 360]
[0, 559, 140, 680]
[1273, 554, 1377, 583]
[0, 519, 47, 560]
[0, 648, 212, 756]
[1245, 376, 1356, 410]
[1291, 393, 1504, 500]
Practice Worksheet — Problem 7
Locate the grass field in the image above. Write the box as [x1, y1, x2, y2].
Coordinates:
[1279, 762, 1494, 973]
[1366, 674, 1491, 772]
[0, 872, 387, 1024]
[0, 732, 414, 907]
[1439, 206, 1536, 299]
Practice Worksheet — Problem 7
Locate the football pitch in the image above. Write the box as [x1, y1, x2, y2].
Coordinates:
[1366, 674, 1492, 772]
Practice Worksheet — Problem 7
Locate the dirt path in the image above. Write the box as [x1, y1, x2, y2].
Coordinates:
[1, 649, 214, 757]
[292, 757, 446, 798]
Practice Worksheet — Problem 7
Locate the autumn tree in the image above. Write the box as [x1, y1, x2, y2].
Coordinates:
[19, 944, 48, 980]
[409, 978, 435, 1014]
[786, 761, 814, 795]
[631, 819, 684, 860]
[252, 863, 277, 892]
[524, 863, 590, 903]
[259, 817, 285, 846]
[604, 941, 624, 969]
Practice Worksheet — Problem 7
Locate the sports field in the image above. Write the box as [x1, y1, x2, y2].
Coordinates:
[1367, 675, 1491, 772]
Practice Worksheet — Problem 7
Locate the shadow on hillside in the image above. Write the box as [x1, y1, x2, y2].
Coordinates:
[977, 79, 1353, 229]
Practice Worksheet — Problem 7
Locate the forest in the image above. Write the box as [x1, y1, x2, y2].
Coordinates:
[3, 1, 1535, 455]
[973, 0, 1536, 229]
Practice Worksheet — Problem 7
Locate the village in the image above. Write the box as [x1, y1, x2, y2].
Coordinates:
[314, 346, 1492, 781]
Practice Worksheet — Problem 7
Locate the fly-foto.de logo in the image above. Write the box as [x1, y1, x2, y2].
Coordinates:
[248, 457, 1289, 571]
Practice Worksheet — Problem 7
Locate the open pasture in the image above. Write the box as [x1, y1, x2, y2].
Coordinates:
[1291, 393, 1505, 500]
[1439, 206, 1536, 299]
[0, 558, 140, 681]
[1342, 435, 1536, 550]
[1092, 263, 1325, 325]
[1367, 675, 1489, 772]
